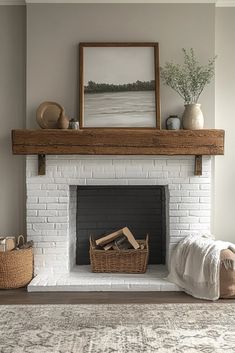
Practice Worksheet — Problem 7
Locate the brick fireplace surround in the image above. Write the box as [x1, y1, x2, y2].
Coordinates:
[26, 155, 211, 291]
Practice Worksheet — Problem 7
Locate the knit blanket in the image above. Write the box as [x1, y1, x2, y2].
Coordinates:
[166, 234, 235, 300]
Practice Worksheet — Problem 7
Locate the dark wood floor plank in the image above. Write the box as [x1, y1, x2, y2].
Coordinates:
[0, 290, 234, 305]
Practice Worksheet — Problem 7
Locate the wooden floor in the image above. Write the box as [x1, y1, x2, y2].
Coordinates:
[0, 289, 234, 305]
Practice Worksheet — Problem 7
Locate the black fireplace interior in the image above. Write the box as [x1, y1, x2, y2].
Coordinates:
[76, 185, 166, 265]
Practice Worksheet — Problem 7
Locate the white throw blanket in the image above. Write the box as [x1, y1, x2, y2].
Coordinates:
[167, 234, 235, 300]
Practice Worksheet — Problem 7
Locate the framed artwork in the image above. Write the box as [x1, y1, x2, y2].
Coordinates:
[79, 42, 160, 129]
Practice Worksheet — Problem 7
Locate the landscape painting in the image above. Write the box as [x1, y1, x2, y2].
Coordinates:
[79, 43, 160, 128]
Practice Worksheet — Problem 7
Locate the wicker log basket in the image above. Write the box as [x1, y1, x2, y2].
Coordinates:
[90, 235, 149, 273]
[0, 235, 33, 289]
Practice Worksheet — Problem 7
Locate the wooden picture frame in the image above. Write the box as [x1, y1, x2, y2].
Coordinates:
[79, 42, 160, 129]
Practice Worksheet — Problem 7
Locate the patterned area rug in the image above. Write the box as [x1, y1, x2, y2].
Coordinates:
[0, 304, 235, 353]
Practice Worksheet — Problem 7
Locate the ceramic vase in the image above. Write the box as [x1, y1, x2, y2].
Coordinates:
[166, 115, 181, 130]
[69, 119, 79, 130]
[57, 111, 69, 129]
[182, 103, 204, 130]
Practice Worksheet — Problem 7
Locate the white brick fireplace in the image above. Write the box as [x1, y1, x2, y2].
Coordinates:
[26, 155, 211, 291]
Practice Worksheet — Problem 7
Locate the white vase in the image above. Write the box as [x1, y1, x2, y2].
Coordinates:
[182, 103, 204, 130]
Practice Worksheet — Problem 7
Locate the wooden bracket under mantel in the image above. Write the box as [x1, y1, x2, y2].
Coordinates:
[38, 154, 46, 175]
[11, 129, 224, 176]
[194, 155, 202, 176]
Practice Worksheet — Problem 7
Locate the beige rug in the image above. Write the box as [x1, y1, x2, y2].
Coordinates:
[0, 304, 235, 353]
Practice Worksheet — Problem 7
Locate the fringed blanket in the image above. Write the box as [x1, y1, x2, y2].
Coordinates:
[167, 234, 235, 300]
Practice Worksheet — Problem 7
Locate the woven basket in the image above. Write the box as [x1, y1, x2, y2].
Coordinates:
[90, 235, 149, 273]
[0, 235, 33, 289]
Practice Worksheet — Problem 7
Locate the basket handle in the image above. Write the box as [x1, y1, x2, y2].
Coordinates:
[89, 236, 96, 249]
[17, 235, 25, 247]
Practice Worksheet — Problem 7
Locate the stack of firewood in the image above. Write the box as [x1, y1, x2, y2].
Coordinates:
[95, 227, 144, 251]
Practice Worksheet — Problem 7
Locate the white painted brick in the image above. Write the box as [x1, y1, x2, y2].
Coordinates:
[28, 190, 48, 197]
[190, 224, 210, 230]
[59, 197, 69, 203]
[170, 230, 181, 236]
[179, 171, 194, 178]
[190, 190, 210, 197]
[48, 191, 68, 197]
[127, 179, 166, 185]
[180, 230, 201, 236]
[163, 165, 180, 171]
[28, 203, 46, 210]
[180, 216, 199, 223]
[154, 159, 167, 166]
[57, 230, 68, 236]
[169, 217, 179, 223]
[27, 210, 37, 216]
[148, 171, 168, 178]
[181, 197, 199, 203]
[36, 242, 65, 248]
[190, 178, 210, 184]
[27, 197, 38, 203]
[33, 223, 55, 231]
[55, 223, 69, 230]
[47, 204, 68, 210]
[167, 159, 192, 165]
[43, 248, 67, 255]
[169, 210, 188, 217]
[168, 184, 180, 190]
[41, 184, 57, 190]
[167, 171, 181, 178]
[181, 184, 199, 190]
[58, 184, 69, 190]
[27, 177, 54, 184]
[38, 210, 58, 217]
[86, 179, 128, 185]
[169, 204, 179, 210]
[94, 169, 116, 178]
[47, 217, 68, 223]
[171, 224, 190, 230]
[151, 165, 164, 172]
[27, 217, 46, 223]
[54, 178, 67, 183]
[66, 178, 87, 185]
[39, 234, 67, 241]
[179, 203, 199, 210]
[170, 197, 181, 203]
[170, 190, 189, 197]
[39, 197, 58, 203]
[171, 178, 190, 184]
[189, 210, 210, 217]
[58, 210, 68, 216]
[27, 184, 41, 190]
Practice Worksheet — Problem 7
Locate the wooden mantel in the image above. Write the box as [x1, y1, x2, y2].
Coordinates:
[12, 129, 225, 176]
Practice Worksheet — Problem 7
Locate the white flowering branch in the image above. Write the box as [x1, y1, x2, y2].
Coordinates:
[160, 48, 216, 104]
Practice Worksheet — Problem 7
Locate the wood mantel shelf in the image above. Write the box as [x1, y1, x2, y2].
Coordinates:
[11, 129, 225, 176]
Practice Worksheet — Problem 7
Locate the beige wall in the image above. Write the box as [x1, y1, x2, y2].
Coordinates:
[26, 4, 215, 129]
[215, 8, 235, 242]
[2, 4, 225, 240]
[0, 6, 25, 235]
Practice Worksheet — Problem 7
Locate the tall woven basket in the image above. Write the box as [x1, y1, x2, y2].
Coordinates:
[0, 236, 33, 289]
